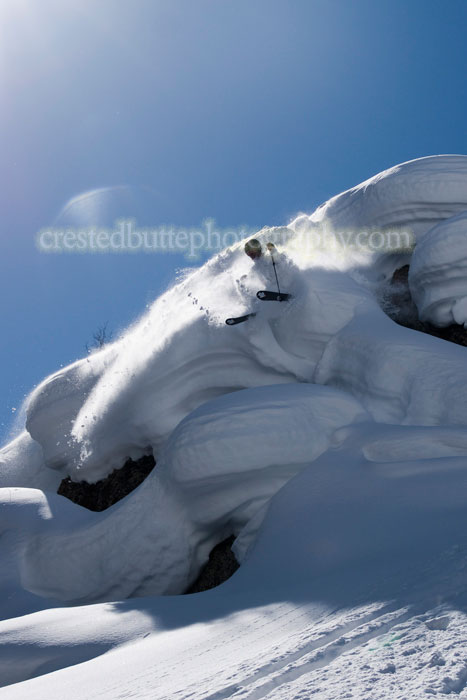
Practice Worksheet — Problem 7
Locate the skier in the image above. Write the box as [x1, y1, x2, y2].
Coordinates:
[226, 240, 292, 325]
[245, 240, 290, 300]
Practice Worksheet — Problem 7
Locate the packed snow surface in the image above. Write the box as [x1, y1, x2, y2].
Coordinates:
[2, 154, 467, 698]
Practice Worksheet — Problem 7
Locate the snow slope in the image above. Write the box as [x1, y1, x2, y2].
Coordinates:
[1, 155, 467, 698]
[3, 422, 467, 698]
[299, 154, 467, 245]
[0, 385, 371, 607]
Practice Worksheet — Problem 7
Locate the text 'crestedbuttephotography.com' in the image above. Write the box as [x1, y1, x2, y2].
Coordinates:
[36, 219, 415, 260]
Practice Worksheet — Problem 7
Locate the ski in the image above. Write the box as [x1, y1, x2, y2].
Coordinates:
[256, 290, 292, 302]
[225, 313, 256, 326]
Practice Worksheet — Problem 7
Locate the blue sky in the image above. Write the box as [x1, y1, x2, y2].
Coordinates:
[1, 0, 466, 443]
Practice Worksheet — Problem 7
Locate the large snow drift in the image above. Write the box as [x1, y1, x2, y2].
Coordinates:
[5, 157, 461, 483]
[3, 422, 467, 696]
[2, 155, 467, 697]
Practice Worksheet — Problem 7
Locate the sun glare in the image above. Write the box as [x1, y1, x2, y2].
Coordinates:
[0, 0, 35, 23]
[0, 0, 45, 49]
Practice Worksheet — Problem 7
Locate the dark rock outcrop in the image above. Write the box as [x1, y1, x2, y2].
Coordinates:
[57, 454, 155, 511]
[185, 535, 240, 594]
[385, 265, 467, 346]
[421, 321, 467, 347]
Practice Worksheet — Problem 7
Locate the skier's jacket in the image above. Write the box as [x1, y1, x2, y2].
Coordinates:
[250, 247, 294, 290]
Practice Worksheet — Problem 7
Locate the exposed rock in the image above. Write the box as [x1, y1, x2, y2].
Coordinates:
[385, 265, 467, 346]
[380, 265, 423, 330]
[185, 535, 240, 594]
[57, 454, 155, 511]
[422, 321, 467, 347]
[391, 264, 410, 286]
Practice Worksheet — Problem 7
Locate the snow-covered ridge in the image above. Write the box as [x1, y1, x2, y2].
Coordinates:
[303, 155, 467, 238]
[17, 158, 467, 482]
[2, 155, 467, 696]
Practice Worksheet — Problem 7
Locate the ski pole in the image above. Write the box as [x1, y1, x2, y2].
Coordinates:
[267, 242, 281, 295]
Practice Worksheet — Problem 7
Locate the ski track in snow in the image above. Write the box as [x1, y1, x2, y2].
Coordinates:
[199, 604, 409, 700]
[5, 597, 467, 700]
